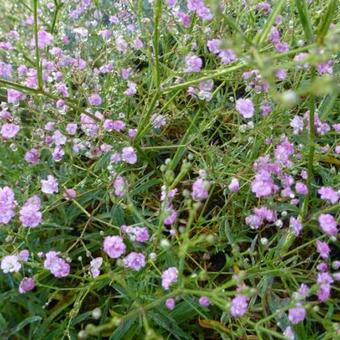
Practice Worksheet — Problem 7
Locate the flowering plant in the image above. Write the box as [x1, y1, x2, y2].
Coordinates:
[0, 0, 339, 338]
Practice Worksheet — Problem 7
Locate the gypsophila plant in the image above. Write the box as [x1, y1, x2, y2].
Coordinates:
[0, 0, 339, 339]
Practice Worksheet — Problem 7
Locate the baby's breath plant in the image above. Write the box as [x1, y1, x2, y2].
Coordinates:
[0, 0, 339, 339]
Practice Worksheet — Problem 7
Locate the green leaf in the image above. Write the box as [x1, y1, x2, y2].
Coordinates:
[317, 0, 337, 44]
[254, 0, 285, 46]
[8, 316, 42, 336]
[295, 0, 314, 43]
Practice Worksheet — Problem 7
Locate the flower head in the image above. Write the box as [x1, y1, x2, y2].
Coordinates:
[44, 251, 70, 278]
[123, 252, 146, 271]
[19, 277, 36, 294]
[230, 295, 248, 317]
[41, 175, 59, 194]
[161, 267, 178, 290]
[236, 98, 254, 119]
[103, 236, 126, 259]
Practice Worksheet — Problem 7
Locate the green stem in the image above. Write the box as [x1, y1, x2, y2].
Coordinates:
[302, 66, 316, 219]
[33, 0, 43, 90]
[153, 0, 162, 90]
[50, 0, 62, 34]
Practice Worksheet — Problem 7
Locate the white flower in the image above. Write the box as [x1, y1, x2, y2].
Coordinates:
[1, 255, 21, 273]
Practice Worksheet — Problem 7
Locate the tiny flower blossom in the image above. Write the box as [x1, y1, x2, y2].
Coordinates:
[88, 93, 102, 106]
[41, 175, 59, 194]
[164, 206, 177, 225]
[228, 178, 240, 192]
[103, 236, 126, 259]
[123, 252, 146, 271]
[0, 186, 16, 224]
[1, 255, 21, 273]
[288, 306, 306, 324]
[283, 326, 295, 340]
[199, 296, 210, 308]
[192, 177, 210, 201]
[318, 214, 337, 237]
[19, 277, 36, 294]
[24, 148, 40, 164]
[230, 295, 248, 317]
[123, 226, 150, 243]
[185, 55, 202, 73]
[165, 298, 176, 310]
[124, 81, 137, 96]
[114, 176, 128, 197]
[19, 249, 30, 262]
[63, 188, 77, 201]
[289, 217, 303, 236]
[122, 146, 137, 164]
[235, 98, 254, 118]
[151, 113, 167, 128]
[90, 257, 103, 278]
[316, 240, 330, 259]
[44, 251, 70, 278]
[19, 195, 42, 228]
[66, 123, 77, 135]
[37, 30, 53, 49]
[162, 267, 178, 290]
[1, 123, 20, 139]
[318, 187, 339, 204]
[295, 182, 308, 195]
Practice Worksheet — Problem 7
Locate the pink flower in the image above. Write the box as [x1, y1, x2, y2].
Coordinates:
[41, 175, 59, 194]
[161, 267, 178, 290]
[199, 296, 210, 308]
[103, 236, 126, 259]
[24, 148, 40, 164]
[318, 214, 337, 237]
[124, 81, 137, 96]
[37, 30, 53, 49]
[235, 98, 254, 118]
[185, 55, 202, 73]
[276, 68, 287, 81]
[228, 178, 240, 192]
[295, 182, 308, 195]
[122, 226, 150, 243]
[19, 195, 42, 228]
[90, 257, 103, 278]
[44, 251, 70, 278]
[192, 176, 210, 201]
[19, 249, 30, 262]
[288, 306, 305, 324]
[19, 277, 36, 294]
[123, 252, 146, 271]
[122, 146, 137, 164]
[1, 123, 20, 139]
[318, 187, 339, 204]
[165, 298, 176, 310]
[0, 61, 12, 78]
[316, 240, 330, 259]
[64, 189, 77, 200]
[114, 176, 128, 197]
[66, 123, 78, 135]
[88, 93, 102, 106]
[230, 295, 248, 317]
[0, 186, 16, 224]
[219, 49, 236, 64]
[290, 217, 303, 236]
[207, 39, 221, 54]
[164, 206, 177, 225]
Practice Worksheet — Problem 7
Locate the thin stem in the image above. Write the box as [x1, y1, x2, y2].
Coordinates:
[153, 0, 162, 90]
[302, 66, 316, 219]
[33, 0, 43, 90]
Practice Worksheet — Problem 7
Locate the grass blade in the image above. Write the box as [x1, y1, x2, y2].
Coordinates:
[295, 0, 314, 43]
